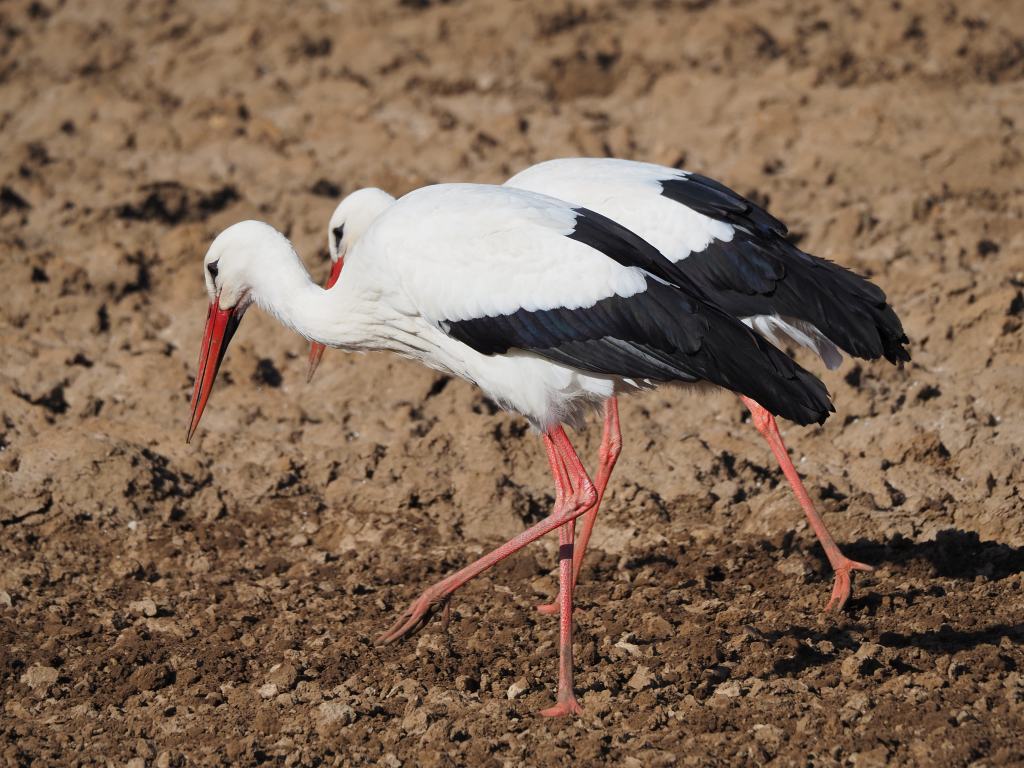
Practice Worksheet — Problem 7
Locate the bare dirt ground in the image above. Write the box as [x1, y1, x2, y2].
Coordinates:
[2, 0, 1023, 765]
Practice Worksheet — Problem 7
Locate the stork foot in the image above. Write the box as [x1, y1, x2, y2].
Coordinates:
[535, 601, 559, 615]
[539, 696, 584, 718]
[824, 557, 874, 612]
[376, 589, 450, 645]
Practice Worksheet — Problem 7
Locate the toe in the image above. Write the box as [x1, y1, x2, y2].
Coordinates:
[539, 698, 584, 717]
[826, 575, 852, 612]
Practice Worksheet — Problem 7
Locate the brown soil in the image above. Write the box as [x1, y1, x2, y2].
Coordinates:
[2, 0, 1023, 765]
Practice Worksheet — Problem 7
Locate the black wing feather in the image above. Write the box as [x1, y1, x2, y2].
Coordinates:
[445, 279, 833, 426]
[662, 173, 789, 237]
[566, 206, 699, 291]
[660, 174, 910, 364]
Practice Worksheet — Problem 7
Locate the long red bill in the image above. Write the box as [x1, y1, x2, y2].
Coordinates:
[186, 296, 243, 443]
[306, 256, 345, 383]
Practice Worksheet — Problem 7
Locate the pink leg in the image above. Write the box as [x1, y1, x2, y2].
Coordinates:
[539, 508, 582, 717]
[376, 426, 595, 716]
[538, 397, 622, 614]
[741, 396, 873, 611]
[539, 427, 588, 716]
[546, 424, 573, 509]
[447, 436, 573, 630]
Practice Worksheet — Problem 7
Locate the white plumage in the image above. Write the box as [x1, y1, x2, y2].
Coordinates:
[506, 158, 844, 367]
[509, 158, 735, 262]
[321, 161, 856, 370]
[188, 180, 836, 717]
[324, 186, 651, 429]
[360, 184, 649, 322]
[311, 159, 907, 627]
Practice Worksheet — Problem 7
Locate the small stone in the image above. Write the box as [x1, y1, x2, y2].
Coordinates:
[530, 576, 555, 596]
[414, 632, 446, 658]
[316, 700, 354, 729]
[381, 754, 401, 768]
[20, 665, 58, 693]
[110, 558, 143, 579]
[295, 680, 323, 704]
[948, 659, 968, 679]
[0, 590, 12, 607]
[582, 688, 614, 716]
[615, 638, 642, 657]
[627, 665, 655, 691]
[850, 746, 890, 768]
[506, 677, 529, 699]
[841, 654, 863, 680]
[714, 681, 741, 698]
[258, 683, 279, 699]
[126, 759, 146, 768]
[842, 642, 884, 680]
[918, 671, 946, 690]
[126, 663, 174, 694]
[642, 615, 673, 640]
[136, 738, 155, 759]
[155, 753, 172, 768]
[775, 555, 811, 579]
[5, 700, 31, 719]
[841, 692, 871, 723]
[955, 706, 975, 724]
[267, 662, 300, 690]
[288, 533, 309, 548]
[129, 598, 158, 617]
[856, 642, 884, 660]
[401, 707, 428, 734]
[753, 723, 784, 753]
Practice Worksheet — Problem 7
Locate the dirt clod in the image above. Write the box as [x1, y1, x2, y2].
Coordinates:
[19, 665, 58, 694]
[128, 598, 158, 618]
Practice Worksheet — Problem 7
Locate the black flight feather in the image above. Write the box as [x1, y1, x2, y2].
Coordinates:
[659, 174, 910, 365]
[444, 278, 833, 427]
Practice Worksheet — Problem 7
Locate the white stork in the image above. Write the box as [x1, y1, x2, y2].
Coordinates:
[187, 183, 833, 716]
[309, 159, 909, 613]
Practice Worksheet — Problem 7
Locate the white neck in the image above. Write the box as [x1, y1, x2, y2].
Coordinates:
[236, 231, 379, 350]
[208, 220, 414, 355]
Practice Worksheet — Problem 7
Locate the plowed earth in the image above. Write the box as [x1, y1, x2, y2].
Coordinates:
[2, 1, 1023, 765]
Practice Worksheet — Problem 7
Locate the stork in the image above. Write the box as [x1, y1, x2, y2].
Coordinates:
[187, 183, 833, 715]
[308, 160, 909, 612]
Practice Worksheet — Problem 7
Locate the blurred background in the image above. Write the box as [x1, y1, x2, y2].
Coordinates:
[1, 1, 1022, 765]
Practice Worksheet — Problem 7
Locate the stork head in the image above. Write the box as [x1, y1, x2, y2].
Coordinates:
[187, 220, 294, 443]
[308, 187, 396, 381]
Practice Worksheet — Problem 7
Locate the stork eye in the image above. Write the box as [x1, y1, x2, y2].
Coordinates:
[207, 261, 219, 280]
[332, 224, 345, 250]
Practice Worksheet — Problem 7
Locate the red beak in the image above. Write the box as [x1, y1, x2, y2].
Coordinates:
[186, 296, 244, 443]
[307, 256, 344, 383]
